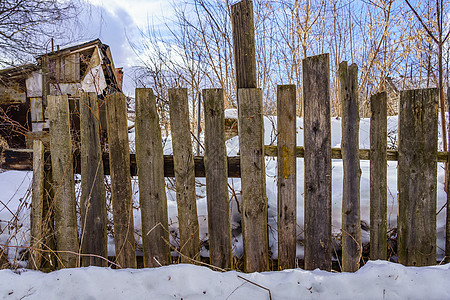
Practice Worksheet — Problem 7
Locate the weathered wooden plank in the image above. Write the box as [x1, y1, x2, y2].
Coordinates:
[231, 0, 257, 90]
[168, 88, 200, 262]
[276, 85, 297, 270]
[447, 87, 450, 264]
[80, 92, 107, 267]
[105, 92, 137, 268]
[41, 57, 50, 109]
[398, 88, 438, 266]
[40, 168, 57, 271]
[30, 97, 44, 122]
[3, 147, 450, 175]
[339, 62, 361, 272]
[135, 88, 170, 267]
[265, 146, 448, 161]
[0, 149, 34, 170]
[48, 95, 78, 268]
[203, 88, 233, 270]
[303, 54, 332, 271]
[238, 88, 268, 272]
[29, 140, 45, 270]
[370, 92, 388, 260]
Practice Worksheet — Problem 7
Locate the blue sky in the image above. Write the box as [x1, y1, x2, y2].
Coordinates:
[74, 0, 174, 96]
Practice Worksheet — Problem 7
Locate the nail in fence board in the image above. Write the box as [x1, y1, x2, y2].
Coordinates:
[105, 92, 137, 268]
[370, 92, 387, 260]
[203, 89, 233, 270]
[48, 95, 78, 268]
[135, 88, 171, 267]
[238, 88, 269, 272]
[80, 92, 107, 267]
[302, 54, 332, 271]
[339, 62, 361, 272]
[398, 88, 438, 266]
[168, 88, 200, 262]
[276, 85, 297, 270]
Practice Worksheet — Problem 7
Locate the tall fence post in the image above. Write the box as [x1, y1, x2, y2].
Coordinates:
[168, 88, 200, 262]
[398, 88, 438, 266]
[446, 86, 450, 264]
[29, 140, 45, 269]
[303, 54, 332, 271]
[277, 85, 297, 270]
[105, 92, 137, 268]
[339, 62, 361, 272]
[231, 0, 257, 91]
[370, 92, 387, 260]
[238, 88, 268, 272]
[80, 92, 107, 267]
[135, 88, 171, 267]
[48, 95, 78, 268]
[203, 88, 233, 270]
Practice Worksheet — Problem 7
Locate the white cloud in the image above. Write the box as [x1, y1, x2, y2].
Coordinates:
[85, 0, 173, 28]
[77, 0, 176, 96]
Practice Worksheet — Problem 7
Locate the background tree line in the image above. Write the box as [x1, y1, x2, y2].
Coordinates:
[130, 0, 449, 142]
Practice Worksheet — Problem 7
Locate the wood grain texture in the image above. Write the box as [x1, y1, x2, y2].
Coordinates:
[168, 88, 200, 262]
[135, 88, 170, 267]
[398, 88, 438, 266]
[339, 62, 361, 272]
[276, 85, 297, 270]
[203, 89, 232, 269]
[231, 0, 257, 90]
[80, 92, 107, 267]
[4, 147, 450, 174]
[238, 88, 269, 272]
[302, 54, 332, 271]
[370, 92, 387, 260]
[447, 87, 450, 264]
[29, 140, 45, 269]
[105, 92, 137, 268]
[41, 168, 57, 271]
[48, 95, 78, 268]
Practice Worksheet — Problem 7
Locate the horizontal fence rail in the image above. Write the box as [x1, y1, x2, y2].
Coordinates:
[2, 146, 450, 175]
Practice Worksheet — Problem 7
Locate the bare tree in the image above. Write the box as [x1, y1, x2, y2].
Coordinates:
[404, 0, 449, 151]
[0, 0, 80, 66]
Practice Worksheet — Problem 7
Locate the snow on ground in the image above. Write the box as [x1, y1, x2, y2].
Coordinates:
[0, 261, 449, 299]
[1, 111, 450, 298]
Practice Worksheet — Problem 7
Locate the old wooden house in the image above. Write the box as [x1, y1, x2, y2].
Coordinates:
[0, 39, 123, 148]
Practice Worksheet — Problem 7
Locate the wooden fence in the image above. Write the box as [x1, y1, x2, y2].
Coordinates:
[2, 0, 449, 273]
[23, 70, 445, 273]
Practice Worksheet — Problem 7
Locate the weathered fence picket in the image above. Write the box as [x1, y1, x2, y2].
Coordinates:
[339, 62, 361, 272]
[80, 92, 107, 267]
[135, 88, 171, 267]
[29, 140, 45, 270]
[16, 21, 445, 272]
[398, 88, 438, 266]
[276, 85, 297, 270]
[231, 0, 257, 91]
[168, 88, 200, 262]
[105, 92, 137, 268]
[238, 88, 269, 272]
[48, 95, 78, 268]
[447, 87, 450, 264]
[303, 54, 332, 271]
[370, 92, 388, 260]
[41, 168, 57, 271]
[203, 88, 233, 270]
